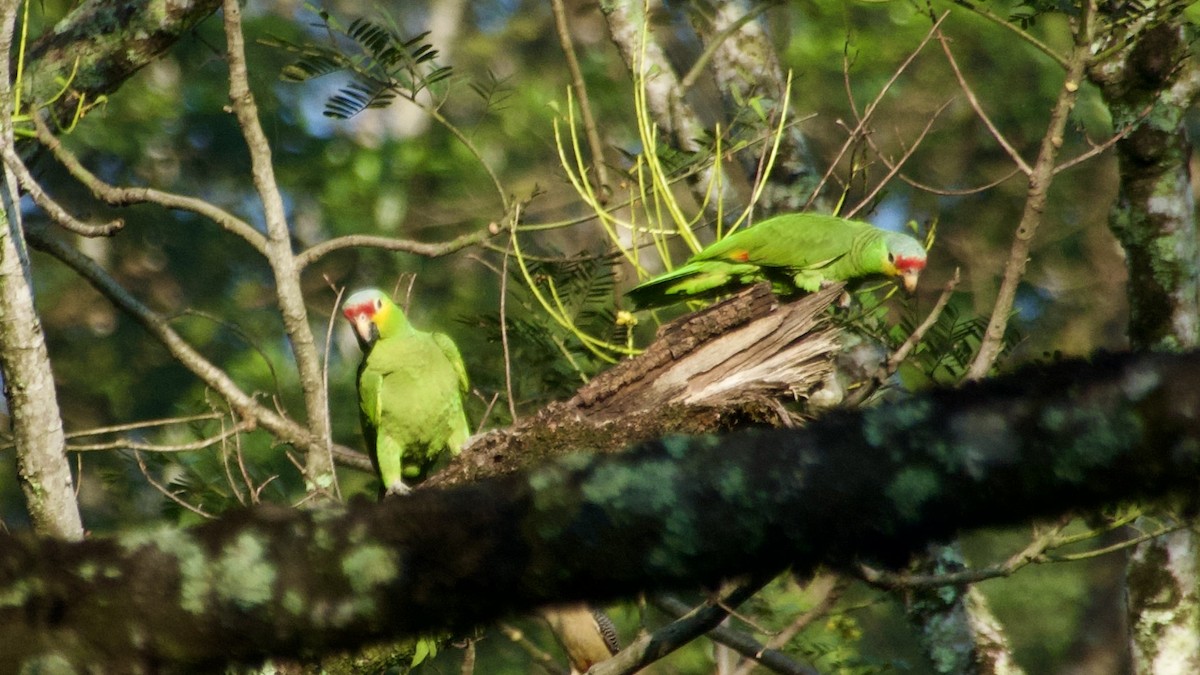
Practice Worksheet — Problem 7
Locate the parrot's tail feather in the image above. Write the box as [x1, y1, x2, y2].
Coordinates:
[628, 261, 762, 309]
[626, 263, 703, 309]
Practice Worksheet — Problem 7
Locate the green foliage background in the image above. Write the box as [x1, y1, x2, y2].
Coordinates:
[3, 0, 1193, 671]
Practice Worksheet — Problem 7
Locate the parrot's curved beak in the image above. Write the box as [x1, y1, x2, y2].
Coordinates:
[351, 314, 379, 347]
[901, 270, 920, 294]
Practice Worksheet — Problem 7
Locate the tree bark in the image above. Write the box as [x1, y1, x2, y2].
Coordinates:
[1089, 8, 1200, 673]
[0, 0, 84, 541]
[4, 349, 1200, 670]
[24, 0, 221, 128]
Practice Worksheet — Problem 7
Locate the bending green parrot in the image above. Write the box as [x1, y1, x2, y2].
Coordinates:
[342, 288, 470, 496]
[627, 213, 928, 309]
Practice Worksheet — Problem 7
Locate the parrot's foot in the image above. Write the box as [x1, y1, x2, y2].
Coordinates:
[383, 481, 412, 498]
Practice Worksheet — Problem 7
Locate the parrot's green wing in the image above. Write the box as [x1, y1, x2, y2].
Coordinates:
[628, 213, 874, 307]
[695, 213, 868, 271]
[433, 332, 470, 395]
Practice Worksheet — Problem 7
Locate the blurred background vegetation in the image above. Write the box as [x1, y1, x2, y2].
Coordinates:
[3, 0, 1197, 671]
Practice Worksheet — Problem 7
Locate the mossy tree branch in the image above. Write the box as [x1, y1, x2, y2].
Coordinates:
[23, 0, 221, 127]
[4, 350, 1200, 670]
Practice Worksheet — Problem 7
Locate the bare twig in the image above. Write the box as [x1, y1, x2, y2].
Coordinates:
[965, 3, 1097, 380]
[677, 2, 775, 93]
[1051, 102, 1151, 174]
[67, 421, 251, 453]
[652, 594, 819, 675]
[296, 227, 501, 270]
[499, 238, 518, 423]
[133, 450, 215, 520]
[938, 30, 1033, 175]
[590, 576, 772, 675]
[888, 268, 961, 371]
[497, 622, 569, 675]
[320, 286, 345, 501]
[0, 132, 121, 236]
[727, 574, 843, 675]
[806, 11, 949, 210]
[550, 0, 609, 200]
[950, 1, 1068, 69]
[845, 98, 953, 218]
[218, 412, 248, 507]
[61, 413, 224, 439]
[33, 115, 268, 254]
[23, 225, 371, 473]
[222, 0, 335, 494]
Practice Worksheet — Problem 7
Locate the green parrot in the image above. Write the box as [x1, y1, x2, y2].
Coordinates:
[342, 288, 470, 496]
[627, 213, 928, 309]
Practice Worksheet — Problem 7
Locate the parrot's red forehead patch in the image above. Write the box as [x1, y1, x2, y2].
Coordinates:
[894, 255, 926, 272]
[342, 301, 375, 321]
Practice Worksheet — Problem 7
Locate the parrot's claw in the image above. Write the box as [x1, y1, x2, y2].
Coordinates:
[384, 481, 413, 498]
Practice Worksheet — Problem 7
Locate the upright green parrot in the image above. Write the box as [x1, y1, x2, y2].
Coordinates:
[627, 213, 928, 309]
[342, 288, 470, 496]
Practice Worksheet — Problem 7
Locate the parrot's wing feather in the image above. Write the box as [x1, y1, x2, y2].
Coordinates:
[358, 366, 408, 491]
[358, 368, 384, 431]
[433, 332, 469, 394]
[698, 214, 866, 271]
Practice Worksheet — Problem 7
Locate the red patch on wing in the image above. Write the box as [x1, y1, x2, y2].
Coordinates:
[729, 249, 751, 263]
[894, 255, 926, 273]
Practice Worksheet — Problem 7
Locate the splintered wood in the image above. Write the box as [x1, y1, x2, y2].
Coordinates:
[431, 283, 844, 485]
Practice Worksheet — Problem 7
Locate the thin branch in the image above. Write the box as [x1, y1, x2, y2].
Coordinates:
[677, 2, 776, 93]
[499, 238, 518, 423]
[590, 576, 772, 675]
[62, 413, 224, 439]
[888, 268, 961, 370]
[938, 30, 1032, 175]
[22, 225, 371, 472]
[861, 514, 1189, 588]
[497, 622, 569, 675]
[653, 593, 821, 675]
[806, 11, 949, 210]
[296, 225, 501, 270]
[965, 2, 1097, 380]
[32, 115, 268, 254]
[0, 132, 120, 236]
[223, 0, 335, 495]
[219, 412, 248, 507]
[1051, 102, 1152, 174]
[845, 98, 953, 218]
[320, 286, 345, 501]
[133, 450, 215, 520]
[550, 0, 609, 201]
[950, 1, 1069, 69]
[729, 574, 843, 675]
[67, 421, 251, 453]
[863, 132, 1022, 196]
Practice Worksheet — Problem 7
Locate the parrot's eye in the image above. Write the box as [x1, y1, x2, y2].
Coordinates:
[374, 299, 383, 310]
[888, 253, 895, 263]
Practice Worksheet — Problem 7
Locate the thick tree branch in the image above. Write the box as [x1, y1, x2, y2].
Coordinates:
[0, 0, 84, 541]
[5, 350, 1200, 669]
[24, 0, 221, 127]
[434, 284, 842, 485]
